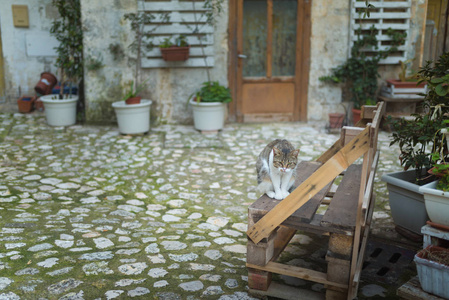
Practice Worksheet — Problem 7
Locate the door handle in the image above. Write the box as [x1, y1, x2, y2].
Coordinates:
[238, 54, 247, 59]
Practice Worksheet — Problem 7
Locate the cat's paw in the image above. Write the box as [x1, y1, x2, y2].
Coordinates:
[266, 191, 276, 198]
[281, 190, 290, 199]
[274, 193, 284, 200]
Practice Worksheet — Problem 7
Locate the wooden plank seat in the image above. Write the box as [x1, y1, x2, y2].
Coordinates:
[246, 103, 385, 300]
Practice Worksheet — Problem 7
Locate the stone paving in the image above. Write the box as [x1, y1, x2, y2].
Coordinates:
[0, 113, 416, 299]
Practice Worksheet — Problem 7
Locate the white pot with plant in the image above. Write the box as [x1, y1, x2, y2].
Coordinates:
[112, 81, 152, 134]
[189, 81, 232, 131]
[40, 94, 78, 127]
[42, 0, 82, 127]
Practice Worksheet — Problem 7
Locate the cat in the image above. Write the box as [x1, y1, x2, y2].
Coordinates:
[256, 139, 300, 200]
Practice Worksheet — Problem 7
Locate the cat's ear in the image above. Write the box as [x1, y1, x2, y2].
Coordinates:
[291, 149, 300, 158]
[272, 147, 282, 156]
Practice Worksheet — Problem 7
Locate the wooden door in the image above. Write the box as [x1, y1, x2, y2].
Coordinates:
[0, 26, 4, 102]
[230, 0, 311, 122]
[423, 0, 448, 64]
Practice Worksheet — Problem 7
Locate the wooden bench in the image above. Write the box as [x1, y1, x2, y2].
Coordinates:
[246, 103, 385, 300]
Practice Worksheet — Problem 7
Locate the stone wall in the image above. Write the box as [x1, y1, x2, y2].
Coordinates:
[0, 0, 57, 109]
[81, 0, 229, 125]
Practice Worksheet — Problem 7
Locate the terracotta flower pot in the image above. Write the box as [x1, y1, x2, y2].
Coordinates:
[328, 113, 345, 128]
[125, 97, 142, 105]
[160, 46, 190, 61]
[34, 72, 58, 95]
[17, 96, 36, 113]
[352, 108, 361, 125]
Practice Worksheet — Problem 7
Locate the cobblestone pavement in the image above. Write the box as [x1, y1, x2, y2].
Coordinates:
[0, 113, 416, 299]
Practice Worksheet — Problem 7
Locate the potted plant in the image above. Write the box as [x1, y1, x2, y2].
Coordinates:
[111, 10, 165, 134]
[17, 95, 36, 113]
[189, 81, 232, 131]
[40, 0, 83, 126]
[112, 80, 152, 135]
[414, 245, 449, 298]
[382, 59, 427, 99]
[319, 26, 406, 124]
[159, 35, 190, 61]
[382, 52, 449, 236]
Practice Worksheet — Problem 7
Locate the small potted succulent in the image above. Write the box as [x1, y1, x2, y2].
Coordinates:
[189, 81, 232, 131]
[112, 80, 152, 135]
[159, 35, 190, 62]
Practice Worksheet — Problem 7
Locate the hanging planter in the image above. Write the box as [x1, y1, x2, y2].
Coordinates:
[160, 46, 190, 61]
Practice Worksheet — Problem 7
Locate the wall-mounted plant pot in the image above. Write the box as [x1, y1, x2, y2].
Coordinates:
[40, 94, 78, 126]
[112, 99, 152, 134]
[125, 97, 141, 105]
[160, 46, 190, 61]
[414, 245, 449, 298]
[34, 72, 58, 95]
[17, 96, 36, 113]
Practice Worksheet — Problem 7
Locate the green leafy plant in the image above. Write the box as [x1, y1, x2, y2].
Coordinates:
[122, 80, 148, 101]
[159, 35, 189, 48]
[389, 52, 449, 182]
[190, 81, 232, 103]
[319, 26, 406, 109]
[50, 0, 83, 100]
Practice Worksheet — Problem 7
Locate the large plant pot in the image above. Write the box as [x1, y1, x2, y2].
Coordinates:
[112, 99, 152, 134]
[189, 99, 226, 131]
[352, 108, 361, 125]
[35, 72, 58, 95]
[40, 94, 78, 126]
[420, 181, 449, 226]
[381, 169, 431, 235]
[414, 245, 449, 298]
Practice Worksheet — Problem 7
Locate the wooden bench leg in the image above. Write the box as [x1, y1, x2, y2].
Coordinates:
[248, 267, 272, 291]
[325, 233, 353, 300]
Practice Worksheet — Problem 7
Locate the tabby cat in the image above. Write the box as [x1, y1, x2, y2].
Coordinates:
[256, 139, 300, 200]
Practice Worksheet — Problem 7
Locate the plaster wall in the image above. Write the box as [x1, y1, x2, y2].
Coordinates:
[0, 0, 57, 105]
[81, 0, 229, 125]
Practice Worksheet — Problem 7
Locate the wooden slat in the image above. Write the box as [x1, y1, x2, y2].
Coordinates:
[320, 164, 362, 231]
[272, 227, 297, 261]
[146, 46, 214, 57]
[247, 127, 371, 244]
[145, 24, 214, 34]
[141, 57, 214, 68]
[247, 262, 348, 290]
[315, 138, 343, 164]
[353, 1, 411, 8]
[142, 1, 209, 11]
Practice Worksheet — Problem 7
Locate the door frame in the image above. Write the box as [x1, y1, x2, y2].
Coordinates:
[228, 0, 311, 122]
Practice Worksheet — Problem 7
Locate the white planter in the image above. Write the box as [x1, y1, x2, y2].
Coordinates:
[420, 181, 449, 226]
[189, 99, 226, 131]
[40, 94, 78, 126]
[112, 99, 152, 134]
[415, 245, 449, 298]
[381, 169, 430, 235]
